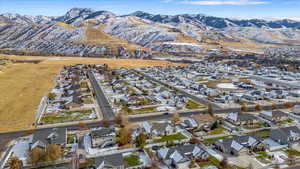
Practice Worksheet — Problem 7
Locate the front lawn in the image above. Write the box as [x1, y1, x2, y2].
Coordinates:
[124, 154, 142, 167]
[247, 129, 270, 138]
[198, 155, 220, 168]
[40, 109, 94, 124]
[203, 135, 231, 145]
[243, 122, 267, 129]
[285, 149, 300, 156]
[255, 151, 271, 164]
[132, 106, 157, 114]
[153, 133, 186, 143]
[186, 99, 202, 109]
[205, 126, 226, 135]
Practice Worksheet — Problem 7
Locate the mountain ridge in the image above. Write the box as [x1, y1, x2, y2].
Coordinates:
[1, 7, 300, 58]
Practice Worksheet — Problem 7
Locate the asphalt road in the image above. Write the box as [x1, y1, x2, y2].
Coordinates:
[87, 70, 115, 121]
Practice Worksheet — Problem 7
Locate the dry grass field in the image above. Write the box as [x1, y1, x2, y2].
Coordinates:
[0, 55, 184, 132]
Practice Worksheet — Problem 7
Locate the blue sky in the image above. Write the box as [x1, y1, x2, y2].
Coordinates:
[0, 0, 299, 19]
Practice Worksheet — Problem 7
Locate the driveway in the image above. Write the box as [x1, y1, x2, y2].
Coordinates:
[228, 155, 263, 169]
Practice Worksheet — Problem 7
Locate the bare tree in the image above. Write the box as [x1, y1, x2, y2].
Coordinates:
[9, 157, 23, 169]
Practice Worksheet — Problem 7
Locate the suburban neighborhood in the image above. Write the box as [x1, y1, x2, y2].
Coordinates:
[1, 61, 300, 169]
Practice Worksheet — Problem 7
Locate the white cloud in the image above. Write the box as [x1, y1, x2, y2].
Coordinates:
[181, 0, 269, 5]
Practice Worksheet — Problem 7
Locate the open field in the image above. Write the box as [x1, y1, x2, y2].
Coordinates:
[0, 55, 184, 132]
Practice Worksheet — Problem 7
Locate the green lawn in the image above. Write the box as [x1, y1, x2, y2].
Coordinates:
[186, 99, 202, 109]
[278, 119, 293, 125]
[132, 106, 157, 113]
[41, 109, 93, 124]
[205, 126, 226, 135]
[247, 129, 270, 138]
[198, 155, 220, 168]
[203, 135, 231, 145]
[124, 154, 142, 167]
[243, 122, 266, 129]
[285, 149, 300, 156]
[153, 133, 186, 143]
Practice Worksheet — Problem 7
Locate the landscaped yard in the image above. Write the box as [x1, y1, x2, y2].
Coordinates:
[153, 133, 186, 143]
[255, 151, 271, 164]
[40, 109, 94, 124]
[203, 135, 231, 145]
[132, 106, 157, 114]
[186, 99, 202, 109]
[205, 125, 226, 135]
[278, 119, 293, 125]
[285, 149, 300, 156]
[198, 155, 220, 168]
[247, 129, 270, 138]
[243, 122, 266, 130]
[124, 154, 142, 167]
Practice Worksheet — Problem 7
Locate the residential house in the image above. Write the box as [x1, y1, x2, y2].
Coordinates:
[157, 144, 208, 168]
[260, 110, 288, 122]
[142, 121, 175, 138]
[183, 117, 199, 129]
[29, 128, 67, 150]
[215, 135, 264, 155]
[93, 153, 124, 169]
[270, 126, 300, 145]
[226, 112, 259, 126]
[90, 128, 116, 149]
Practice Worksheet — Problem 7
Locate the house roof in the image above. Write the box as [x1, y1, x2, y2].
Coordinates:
[261, 110, 287, 118]
[272, 126, 300, 138]
[95, 153, 124, 168]
[217, 135, 259, 153]
[184, 118, 199, 128]
[91, 128, 115, 138]
[158, 144, 206, 163]
[31, 128, 66, 146]
[143, 121, 172, 134]
[227, 112, 257, 122]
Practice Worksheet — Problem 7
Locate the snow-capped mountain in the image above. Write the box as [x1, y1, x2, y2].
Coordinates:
[0, 8, 300, 58]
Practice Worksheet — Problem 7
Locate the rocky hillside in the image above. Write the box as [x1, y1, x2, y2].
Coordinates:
[1, 8, 300, 58]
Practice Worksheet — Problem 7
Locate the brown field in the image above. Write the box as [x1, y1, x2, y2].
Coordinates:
[0, 55, 184, 132]
[56, 22, 76, 29]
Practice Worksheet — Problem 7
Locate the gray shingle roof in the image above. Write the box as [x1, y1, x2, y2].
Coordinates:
[91, 128, 114, 138]
[95, 153, 124, 168]
[31, 128, 67, 146]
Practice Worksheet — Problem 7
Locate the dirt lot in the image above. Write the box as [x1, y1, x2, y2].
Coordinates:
[0, 55, 184, 132]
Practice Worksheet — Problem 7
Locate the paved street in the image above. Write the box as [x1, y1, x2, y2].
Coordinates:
[87, 70, 115, 121]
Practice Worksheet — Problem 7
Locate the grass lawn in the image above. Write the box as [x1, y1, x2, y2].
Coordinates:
[205, 126, 226, 135]
[198, 155, 220, 168]
[247, 129, 270, 138]
[243, 122, 265, 130]
[285, 149, 300, 156]
[255, 151, 271, 164]
[124, 154, 142, 167]
[153, 133, 186, 143]
[132, 106, 157, 114]
[203, 135, 231, 145]
[185, 99, 202, 109]
[41, 109, 93, 124]
[278, 119, 293, 125]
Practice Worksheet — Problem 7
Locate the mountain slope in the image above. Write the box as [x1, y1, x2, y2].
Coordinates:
[1, 8, 300, 58]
